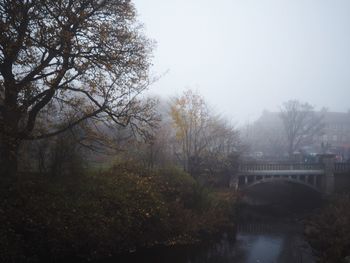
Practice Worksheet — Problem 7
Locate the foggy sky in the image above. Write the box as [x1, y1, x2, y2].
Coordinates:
[134, 0, 350, 125]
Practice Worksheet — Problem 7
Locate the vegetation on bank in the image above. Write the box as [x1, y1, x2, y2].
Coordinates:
[0, 86, 240, 262]
[0, 163, 237, 262]
[304, 194, 350, 263]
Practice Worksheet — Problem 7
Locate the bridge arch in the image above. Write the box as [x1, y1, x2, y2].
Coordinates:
[232, 162, 326, 193]
[231, 156, 350, 195]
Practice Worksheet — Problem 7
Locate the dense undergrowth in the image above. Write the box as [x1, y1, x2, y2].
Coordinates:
[0, 163, 237, 262]
[304, 194, 350, 263]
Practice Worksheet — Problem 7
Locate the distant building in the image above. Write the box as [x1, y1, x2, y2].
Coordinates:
[316, 112, 350, 161]
[245, 111, 350, 161]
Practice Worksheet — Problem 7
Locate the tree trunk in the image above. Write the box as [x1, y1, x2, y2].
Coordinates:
[0, 134, 20, 177]
[288, 141, 294, 159]
[0, 93, 21, 178]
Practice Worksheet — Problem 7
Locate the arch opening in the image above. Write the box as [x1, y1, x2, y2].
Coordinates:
[239, 180, 324, 214]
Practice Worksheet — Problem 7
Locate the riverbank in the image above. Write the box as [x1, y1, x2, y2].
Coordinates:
[2, 166, 335, 263]
[0, 165, 238, 262]
[113, 203, 316, 263]
[304, 194, 350, 263]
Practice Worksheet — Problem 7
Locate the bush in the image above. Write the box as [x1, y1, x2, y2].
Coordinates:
[305, 194, 350, 263]
[154, 166, 196, 202]
[0, 171, 168, 261]
[0, 163, 238, 262]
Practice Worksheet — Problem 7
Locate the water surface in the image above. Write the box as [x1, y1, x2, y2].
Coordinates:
[114, 220, 314, 263]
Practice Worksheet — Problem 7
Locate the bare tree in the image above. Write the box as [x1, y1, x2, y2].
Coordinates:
[280, 100, 325, 158]
[0, 0, 156, 176]
[170, 90, 240, 178]
[170, 90, 210, 172]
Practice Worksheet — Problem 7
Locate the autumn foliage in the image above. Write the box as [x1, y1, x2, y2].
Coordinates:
[304, 194, 350, 263]
[0, 162, 237, 262]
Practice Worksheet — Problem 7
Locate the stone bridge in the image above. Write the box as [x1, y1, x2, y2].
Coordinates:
[231, 155, 350, 195]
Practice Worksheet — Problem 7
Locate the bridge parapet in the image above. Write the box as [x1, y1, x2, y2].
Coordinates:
[239, 163, 324, 172]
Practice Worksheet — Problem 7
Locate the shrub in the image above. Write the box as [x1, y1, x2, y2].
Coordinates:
[305, 194, 350, 263]
[0, 163, 238, 262]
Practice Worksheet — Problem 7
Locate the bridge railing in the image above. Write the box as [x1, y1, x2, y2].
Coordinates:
[334, 163, 350, 172]
[238, 163, 324, 172]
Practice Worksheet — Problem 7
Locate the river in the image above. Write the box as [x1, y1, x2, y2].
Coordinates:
[113, 182, 320, 263]
[114, 208, 315, 263]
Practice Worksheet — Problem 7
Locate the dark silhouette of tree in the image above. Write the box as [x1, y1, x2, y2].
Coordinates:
[280, 100, 325, 158]
[0, 0, 155, 176]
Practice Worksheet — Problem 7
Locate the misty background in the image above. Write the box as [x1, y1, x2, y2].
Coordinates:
[1, 1, 350, 262]
[135, 0, 350, 124]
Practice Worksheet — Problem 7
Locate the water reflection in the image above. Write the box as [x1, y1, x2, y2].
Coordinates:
[114, 221, 314, 263]
[239, 235, 283, 263]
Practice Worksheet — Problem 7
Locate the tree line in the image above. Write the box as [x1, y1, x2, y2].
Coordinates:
[0, 1, 242, 184]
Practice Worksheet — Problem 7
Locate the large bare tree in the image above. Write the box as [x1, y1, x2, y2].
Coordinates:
[280, 100, 325, 158]
[0, 0, 155, 176]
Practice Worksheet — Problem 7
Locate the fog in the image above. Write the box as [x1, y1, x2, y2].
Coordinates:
[2, 2, 350, 262]
[134, 0, 350, 124]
